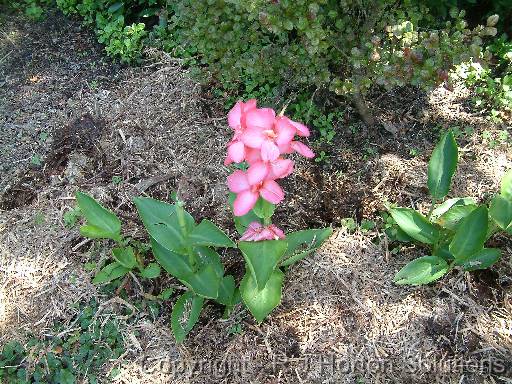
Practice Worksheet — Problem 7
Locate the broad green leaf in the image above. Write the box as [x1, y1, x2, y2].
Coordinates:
[76, 192, 121, 241]
[489, 195, 512, 230]
[240, 269, 284, 323]
[433, 243, 455, 261]
[252, 198, 276, 219]
[280, 228, 333, 267]
[389, 208, 439, 244]
[134, 197, 194, 253]
[193, 246, 224, 277]
[229, 192, 262, 235]
[385, 226, 414, 242]
[449, 206, 488, 260]
[431, 197, 476, 220]
[427, 131, 458, 200]
[436, 204, 478, 231]
[112, 247, 137, 269]
[171, 291, 204, 343]
[500, 169, 512, 200]
[188, 219, 235, 248]
[458, 248, 501, 271]
[239, 240, 287, 290]
[394, 256, 449, 285]
[150, 237, 192, 279]
[92, 262, 129, 284]
[283, 228, 333, 258]
[216, 275, 236, 306]
[182, 264, 221, 299]
[140, 263, 161, 279]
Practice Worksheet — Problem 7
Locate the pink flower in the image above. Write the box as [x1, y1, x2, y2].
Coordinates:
[228, 170, 285, 216]
[240, 221, 286, 241]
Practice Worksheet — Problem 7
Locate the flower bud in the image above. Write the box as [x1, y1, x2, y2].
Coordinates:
[486, 14, 499, 27]
[482, 27, 497, 36]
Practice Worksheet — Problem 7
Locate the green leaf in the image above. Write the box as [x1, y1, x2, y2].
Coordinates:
[239, 240, 287, 290]
[108, 2, 123, 13]
[500, 169, 512, 199]
[427, 131, 458, 200]
[140, 263, 161, 279]
[436, 203, 478, 231]
[157, 288, 174, 300]
[280, 227, 332, 267]
[92, 262, 129, 284]
[489, 195, 512, 230]
[150, 237, 192, 279]
[188, 219, 236, 248]
[458, 248, 501, 271]
[393, 256, 449, 285]
[431, 197, 476, 220]
[193, 246, 224, 277]
[182, 264, 221, 299]
[252, 198, 275, 219]
[134, 197, 194, 253]
[171, 292, 204, 343]
[449, 206, 488, 260]
[112, 247, 137, 269]
[216, 275, 236, 306]
[76, 192, 121, 241]
[229, 193, 262, 235]
[240, 269, 284, 323]
[433, 243, 455, 261]
[389, 208, 439, 244]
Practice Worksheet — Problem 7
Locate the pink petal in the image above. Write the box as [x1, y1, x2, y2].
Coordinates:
[227, 170, 250, 193]
[291, 141, 315, 158]
[247, 161, 269, 185]
[227, 101, 243, 129]
[261, 140, 280, 162]
[260, 180, 285, 204]
[245, 147, 262, 165]
[240, 127, 266, 149]
[228, 141, 245, 163]
[277, 142, 293, 154]
[269, 224, 286, 239]
[270, 158, 294, 179]
[254, 228, 274, 241]
[289, 119, 310, 137]
[245, 108, 276, 131]
[245, 99, 257, 110]
[233, 190, 259, 216]
[275, 121, 296, 147]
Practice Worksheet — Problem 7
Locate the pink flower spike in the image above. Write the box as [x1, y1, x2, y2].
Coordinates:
[227, 170, 250, 193]
[233, 190, 259, 216]
[260, 179, 285, 204]
[274, 117, 298, 146]
[247, 161, 269, 185]
[227, 141, 245, 163]
[291, 141, 315, 158]
[245, 108, 276, 131]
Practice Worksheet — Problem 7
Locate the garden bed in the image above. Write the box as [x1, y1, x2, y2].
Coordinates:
[1, 10, 512, 384]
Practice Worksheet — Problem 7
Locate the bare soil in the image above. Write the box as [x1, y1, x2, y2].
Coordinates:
[1, 8, 512, 384]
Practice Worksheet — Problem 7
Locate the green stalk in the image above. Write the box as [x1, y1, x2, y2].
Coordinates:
[176, 201, 197, 270]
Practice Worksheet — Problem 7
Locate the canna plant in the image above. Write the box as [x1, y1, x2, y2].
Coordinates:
[74, 99, 331, 342]
[388, 131, 512, 285]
